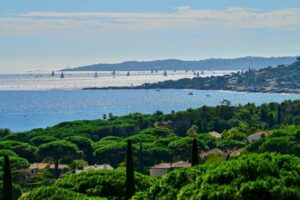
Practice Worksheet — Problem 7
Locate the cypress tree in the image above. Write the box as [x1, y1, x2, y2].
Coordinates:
[138, 142, 143, 172]
[126, 140, 135, 199]
[3, 155, 13, 200]
[269, 113, 275, 128]
[192, 139, 199, 166]
[260, 107, 267, 122]
[277, 105, 281, 124]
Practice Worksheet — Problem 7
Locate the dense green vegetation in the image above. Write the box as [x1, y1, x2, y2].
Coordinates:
[20, 186, 105, 200]
[29, 169, 155, 200]
[1, 99, 300, 199]
[133, 153, 300, 200]
[138, 58, 300, 93]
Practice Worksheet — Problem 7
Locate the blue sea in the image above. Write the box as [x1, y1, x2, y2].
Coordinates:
[1, 89, 300, 132]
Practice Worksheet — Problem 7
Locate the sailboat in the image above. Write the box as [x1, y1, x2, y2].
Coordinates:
[127, 71, 130, 76]
[51, 71, 55, 77]
[163, 70, 167, 76]
[60, 72, 65, 78]
[94, 72, 98, 78]
[112, 70, 116, 76]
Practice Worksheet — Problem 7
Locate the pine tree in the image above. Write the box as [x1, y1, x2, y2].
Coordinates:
[126, 140, 135, 199]
[192, 139, 199, 166]
[3, 155, 13, 200]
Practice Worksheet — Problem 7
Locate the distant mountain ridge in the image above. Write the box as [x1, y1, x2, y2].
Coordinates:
[63, 56, 298, 71]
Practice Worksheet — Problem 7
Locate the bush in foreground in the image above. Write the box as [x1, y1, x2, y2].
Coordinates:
[20, 186, 105, 200]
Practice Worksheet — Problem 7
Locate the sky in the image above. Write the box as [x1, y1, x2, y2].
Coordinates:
[1, 0, 300, 72]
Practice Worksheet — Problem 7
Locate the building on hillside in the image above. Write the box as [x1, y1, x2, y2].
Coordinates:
[199, 148, 225, 159]
[75, 164, 113, 174]
[200, 148, 244, 159]
[24, 163, 50, 176]
[230, 148, 244, 157]
[155, 121, 172, 128]
[208, 131, 222, 139]
[24, 163, 69, 176]
[150, 161, 191, 177]
[247, 132, 267, 142]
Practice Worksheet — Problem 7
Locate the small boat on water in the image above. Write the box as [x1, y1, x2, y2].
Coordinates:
[94, 72, 98, 78]
[155, 89, 160, 92]
[112, 70, 116, 76]
[127, 71, 130, 76]
[51, 71, 55, 77]
[60, 72, 65, 78]
[188, 92, 193, 95]
[206, 94, 211, 97]
[163, 70, 167, 76]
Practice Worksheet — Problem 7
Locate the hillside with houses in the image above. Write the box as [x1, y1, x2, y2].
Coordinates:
[1, 100, 300, 199]
[139, 58, 300, 93]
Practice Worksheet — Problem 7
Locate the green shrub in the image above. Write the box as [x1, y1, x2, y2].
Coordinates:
[20, 186, 105, 200]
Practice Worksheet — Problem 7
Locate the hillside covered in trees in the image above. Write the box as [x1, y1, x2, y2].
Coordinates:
[138, 58, 300, 93]
[1, 100, 300, 199]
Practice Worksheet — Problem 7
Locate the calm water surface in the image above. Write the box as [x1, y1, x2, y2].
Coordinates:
[0, 89, 300, 132]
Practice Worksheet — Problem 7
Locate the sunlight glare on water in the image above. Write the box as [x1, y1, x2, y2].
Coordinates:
[0, 70, 234, 90]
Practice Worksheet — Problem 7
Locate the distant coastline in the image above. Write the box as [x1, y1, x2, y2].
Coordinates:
[63, 56, 297, 71]
[83, 59, 300, 94]
[82, 87, 300, 94]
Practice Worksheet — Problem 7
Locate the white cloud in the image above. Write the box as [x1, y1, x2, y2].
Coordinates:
[1, 7, 300, 35]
